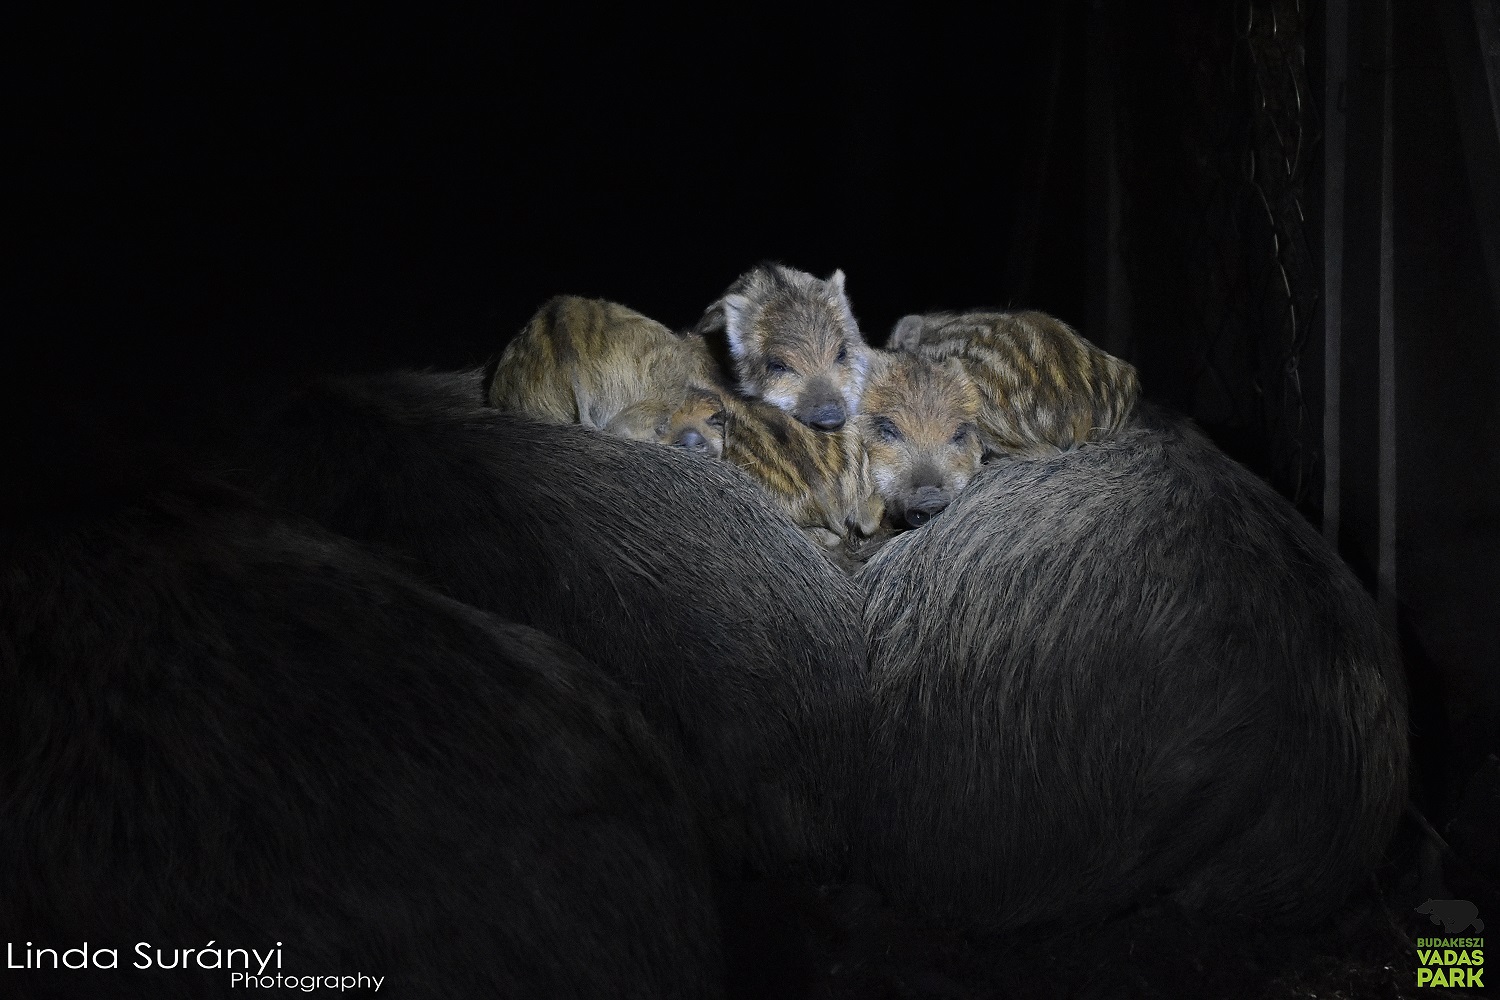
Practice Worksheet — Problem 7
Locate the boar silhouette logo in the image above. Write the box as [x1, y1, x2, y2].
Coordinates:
[1416, 899, 1485, 935]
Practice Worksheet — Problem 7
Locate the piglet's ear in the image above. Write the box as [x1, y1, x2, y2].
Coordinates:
[888, 314, 927, 352]
[827, 269, 868, 343]
[720, 294, 754, 358]
[828, 269, 852, 313]
[690, 300, 728, 337]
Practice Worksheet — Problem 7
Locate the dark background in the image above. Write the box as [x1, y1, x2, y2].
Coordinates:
[8, 2, 1498, 857]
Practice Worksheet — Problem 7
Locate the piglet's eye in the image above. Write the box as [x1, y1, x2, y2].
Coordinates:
[836, 345, 848, 363]
[766, 358, 791, 375]
[875, 417, 901, 443]
[706, 410, 727, 429]
[952, 424, 972, 445]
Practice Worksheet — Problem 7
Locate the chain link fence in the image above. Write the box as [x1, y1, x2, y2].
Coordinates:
[1117, 0, 1322, 509]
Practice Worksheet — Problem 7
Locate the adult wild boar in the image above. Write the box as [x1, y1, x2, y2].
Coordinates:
[856, 406, 1409, 932]
[0, 481, 724, 999]
[236, 369, 869, 879]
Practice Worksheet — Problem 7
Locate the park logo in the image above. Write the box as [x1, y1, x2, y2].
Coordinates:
[1414, 899, 1484, 989]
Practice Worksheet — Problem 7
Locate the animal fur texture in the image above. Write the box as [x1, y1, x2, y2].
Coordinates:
[487, 293, 870, 542]
[855, 405, 1409, 932]
[236, 369, 870, 878]
[0, 482, 724, 999]
[721, 395, 882, 549]
[855, 350, 984, 530]
[888, 309, 1140, 456]
[605, 386, 727, 459]
[694, 263, 871, 431]
[486, 294, 723, 453]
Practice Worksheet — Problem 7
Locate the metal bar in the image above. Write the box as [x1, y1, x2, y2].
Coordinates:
[1472, 0, 1500, 145]
[1448, 0, 1500, 321]
[1085, 0, 1109, 347]
[1085, 0, 1130, 358]
[1323, 0, 1348, 545]
[1377, 0, 1398, 626]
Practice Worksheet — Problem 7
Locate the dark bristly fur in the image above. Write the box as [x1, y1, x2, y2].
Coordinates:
[855, 405, 1409, 933]
[235, 369, 869, 878]
[888, 309, 1141, 456]
[0, 483, 723, 999]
